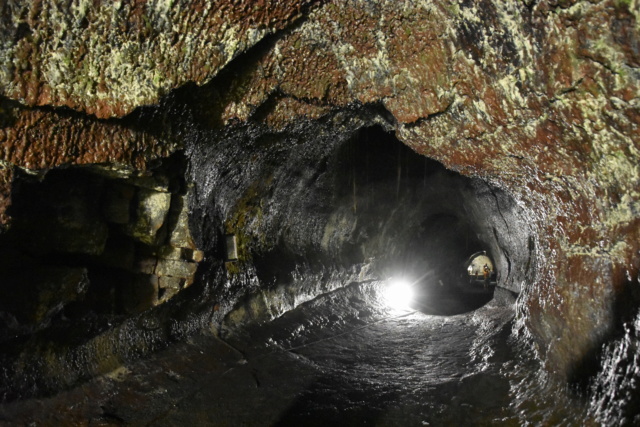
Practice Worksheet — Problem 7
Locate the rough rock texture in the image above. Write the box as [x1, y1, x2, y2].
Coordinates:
[0, 96, 185, 230]
[0, 159, 209, 399]
[0, 0, 638, 406]
[0, 0, 316, 118]
[0, 158, 201, 328]
[0, 99, 176, 174]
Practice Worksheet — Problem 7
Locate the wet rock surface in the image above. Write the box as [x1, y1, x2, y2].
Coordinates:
[0, 283, 534, 425]
[0, 0, 638, 423]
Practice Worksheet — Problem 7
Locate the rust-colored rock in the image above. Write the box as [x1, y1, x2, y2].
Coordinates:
[0, 0, 317, 118]
[0, 106, 171, 170]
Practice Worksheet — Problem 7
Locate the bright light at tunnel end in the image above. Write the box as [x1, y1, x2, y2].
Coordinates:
[382, 278, 415, 310]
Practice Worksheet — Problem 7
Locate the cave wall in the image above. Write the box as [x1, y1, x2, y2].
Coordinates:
[0, 0, 638, 388]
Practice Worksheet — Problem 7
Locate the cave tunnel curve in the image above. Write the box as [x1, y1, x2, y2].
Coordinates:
[212, 123, 534, 327]
[325, 126, 509, 315]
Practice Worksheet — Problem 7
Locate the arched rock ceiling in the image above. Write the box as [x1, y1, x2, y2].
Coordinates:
[0, 0, 639, 377]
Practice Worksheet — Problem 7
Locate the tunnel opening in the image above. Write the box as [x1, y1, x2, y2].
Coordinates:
[326, 126, 508, 315]
[204, 117, 535, 424]
[214, 122, 530, 332]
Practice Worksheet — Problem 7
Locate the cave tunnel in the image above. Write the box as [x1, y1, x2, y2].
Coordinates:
[186, 123, 531, 329]
[0, 118, 613, 426]
[0, 85, 634, 427]
[1, 1, 640, 425]
[0, 121, 535, 424]
[274, 125, 522, 317]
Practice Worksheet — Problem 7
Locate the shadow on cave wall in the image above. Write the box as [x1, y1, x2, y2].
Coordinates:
[0, 153, 217, 400]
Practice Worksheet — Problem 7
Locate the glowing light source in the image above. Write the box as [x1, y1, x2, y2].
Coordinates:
[382, 279, 414, 309]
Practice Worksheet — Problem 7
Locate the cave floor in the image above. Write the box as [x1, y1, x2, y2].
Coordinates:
[0, 283, 588, 426]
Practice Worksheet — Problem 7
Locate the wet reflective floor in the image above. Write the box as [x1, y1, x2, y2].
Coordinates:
[0, 282, 590, 426]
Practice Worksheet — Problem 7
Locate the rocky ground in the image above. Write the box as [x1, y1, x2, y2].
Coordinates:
[0, 283, 595, 426]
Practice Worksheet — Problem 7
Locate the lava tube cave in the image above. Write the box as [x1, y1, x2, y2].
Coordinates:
[0, 1, 639, 425]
